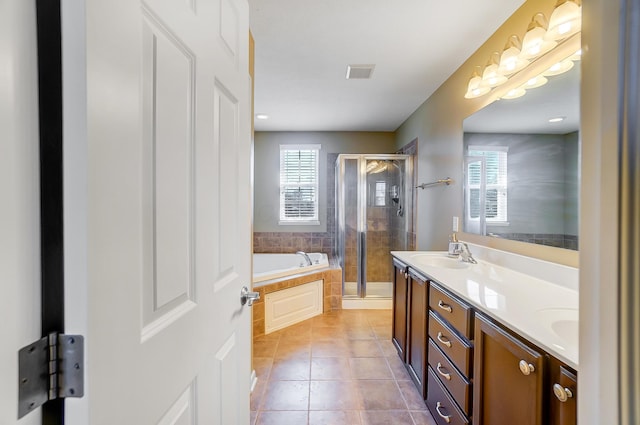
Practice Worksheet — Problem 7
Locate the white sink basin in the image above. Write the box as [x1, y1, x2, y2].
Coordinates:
[410, 254, 471, 270]
[536, 308, 579, 347]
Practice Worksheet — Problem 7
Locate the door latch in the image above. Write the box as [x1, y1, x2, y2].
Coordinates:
[240, 286, 260, 306]
[18, 333, 84, 418]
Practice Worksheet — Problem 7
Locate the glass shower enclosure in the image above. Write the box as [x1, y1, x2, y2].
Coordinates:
[335, 154, 413, 302]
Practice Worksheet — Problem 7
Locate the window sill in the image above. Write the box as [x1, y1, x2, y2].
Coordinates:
[278, 220, 320, 226]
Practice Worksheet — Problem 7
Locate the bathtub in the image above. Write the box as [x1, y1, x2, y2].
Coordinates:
[253, 252, 329, 284]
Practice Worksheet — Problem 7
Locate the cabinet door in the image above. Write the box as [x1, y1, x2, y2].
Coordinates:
[549, 358, 577, 425]
[392, 261, 409, 361]
[473, 314, 545, 425]
[407, 271, 428, 398]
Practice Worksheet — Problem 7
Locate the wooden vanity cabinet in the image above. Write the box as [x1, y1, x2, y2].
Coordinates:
[473, 313, 545, 425]
[406, 270, 429, 398]
[549, 357, 577, 425]
[392, 259, 409, 361]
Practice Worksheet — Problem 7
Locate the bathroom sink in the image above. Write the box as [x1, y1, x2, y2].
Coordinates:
[410, 254, 471, 270]
[536, 308, 579, 347]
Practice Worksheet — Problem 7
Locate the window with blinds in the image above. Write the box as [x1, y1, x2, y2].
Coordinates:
[279, 145, 320, 224]
[468, 146, 508, 223]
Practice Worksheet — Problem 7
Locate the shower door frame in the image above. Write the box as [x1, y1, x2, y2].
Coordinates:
[335, 154, 413, 299]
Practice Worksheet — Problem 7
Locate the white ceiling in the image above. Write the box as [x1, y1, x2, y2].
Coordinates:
[248, 0, 526, 132]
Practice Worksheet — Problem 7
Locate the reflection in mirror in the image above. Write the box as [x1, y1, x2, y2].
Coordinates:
[463, 64, 580, 250]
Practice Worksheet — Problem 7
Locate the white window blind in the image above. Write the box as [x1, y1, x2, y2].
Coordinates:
[468, 146, 508, 223]
[279, 145, 320, 224]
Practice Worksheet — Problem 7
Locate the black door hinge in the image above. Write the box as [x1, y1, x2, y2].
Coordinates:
[18, 333, 84, 418]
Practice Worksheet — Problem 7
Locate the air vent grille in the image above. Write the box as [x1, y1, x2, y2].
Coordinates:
[346, 64, 375, 79]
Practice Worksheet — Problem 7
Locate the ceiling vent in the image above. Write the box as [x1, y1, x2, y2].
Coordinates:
[346, 64, 375, 79]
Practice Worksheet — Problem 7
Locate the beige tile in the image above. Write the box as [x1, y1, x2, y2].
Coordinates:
[345, 327, 376, 340]
[253, 339, 278, 358]
[251, 378, 267, 411]
[378, 340, 398, 357]
[269, 358, 311, 381]
[256, 411, 308, 425]
[274, 341, 311, 360]
[397, 380, 428, 410]
[261, 380, 310, 411]
[350, 357, 393, 380]
[309, 381, 363, 411]
[372, 326, 392, 340]
[410, 410, 439, 425]
[312, 339, 351, 357]
[253, 357, 274, 381]
[387, 355, 412, 381]
[347, 340, 383, 357]
[360, 410, 414, 425]
[311, 357, 351, 380]
[309, 410, 361, 425]
[356, 380, 407, 410]
[311, 326, 345, 340]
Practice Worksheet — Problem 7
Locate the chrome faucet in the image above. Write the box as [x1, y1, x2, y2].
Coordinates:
[459, 242, 477, 264]
[296, 251, 313, 266]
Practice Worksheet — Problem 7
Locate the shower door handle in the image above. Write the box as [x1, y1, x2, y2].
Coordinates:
[240, 286, 260, 306]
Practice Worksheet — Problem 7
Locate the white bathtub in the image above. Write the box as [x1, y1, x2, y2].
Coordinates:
[253, 252, 329, 284]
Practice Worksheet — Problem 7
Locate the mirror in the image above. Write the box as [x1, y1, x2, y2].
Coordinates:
[462, 64, 580, 251]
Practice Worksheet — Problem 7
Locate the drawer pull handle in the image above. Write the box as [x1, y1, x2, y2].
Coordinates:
[436, 362, 451, 380]
[437, 332, 452, 348]
[435, 402, 452, 423]
[553, 383, 574, 402]
[438, 300, 453, 313]
[519, 360, 535, 376]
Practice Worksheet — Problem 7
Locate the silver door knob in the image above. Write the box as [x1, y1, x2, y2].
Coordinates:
[553, 383, 573, 402]
[519, 360, 535, 376]
[240, 286, 260, 306]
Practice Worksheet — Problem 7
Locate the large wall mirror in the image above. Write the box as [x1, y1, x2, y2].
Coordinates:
[462, 60, 580, 250]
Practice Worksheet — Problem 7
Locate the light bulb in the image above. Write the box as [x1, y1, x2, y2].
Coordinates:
[545, 0, 582, 41]
[521, 13, 557, 59]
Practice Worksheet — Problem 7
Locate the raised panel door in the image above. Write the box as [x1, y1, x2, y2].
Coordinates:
[473, 314, 545, 425]
[407, 271, 428, 398]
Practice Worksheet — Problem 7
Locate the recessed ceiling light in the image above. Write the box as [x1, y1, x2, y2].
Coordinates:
[548, 116, 565, 123]
[256, 114, 269, 120]
[346, 64, 375, 79]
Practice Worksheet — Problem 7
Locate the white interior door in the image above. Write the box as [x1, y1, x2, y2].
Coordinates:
[0, 1, 42, 424]
[64, 0, 252, 423]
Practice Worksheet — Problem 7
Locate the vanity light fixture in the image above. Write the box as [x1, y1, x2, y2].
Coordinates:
[464, 5, 580, 101]
[545, 0, 582, 41]
[256, 113, 269, 120]
[569, 48, 582, 61]
[523, 75, 548, 89]
[464, 66, 491, 99]
[501, 87, 527, 100]
[542, 58, 574, 76]
[521, 13, 557, 59]
[498, 35, 530, 75]
[481, 52, 508, 88]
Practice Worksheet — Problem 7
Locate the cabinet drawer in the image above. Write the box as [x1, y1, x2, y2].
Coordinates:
[427, 367, 470, 425]
[430, 283, 473, 339]
[429, 311, 473, 377]
[428, 339, 472, 415]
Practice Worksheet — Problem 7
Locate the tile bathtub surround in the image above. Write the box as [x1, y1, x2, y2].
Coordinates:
[252, 267, 343, 338]
[251, 309, 437, 425]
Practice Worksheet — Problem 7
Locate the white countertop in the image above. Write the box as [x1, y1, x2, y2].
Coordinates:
[391, 249, 579, 370]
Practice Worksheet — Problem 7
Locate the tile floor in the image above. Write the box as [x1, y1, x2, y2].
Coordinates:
[251, 309, 438, 425]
